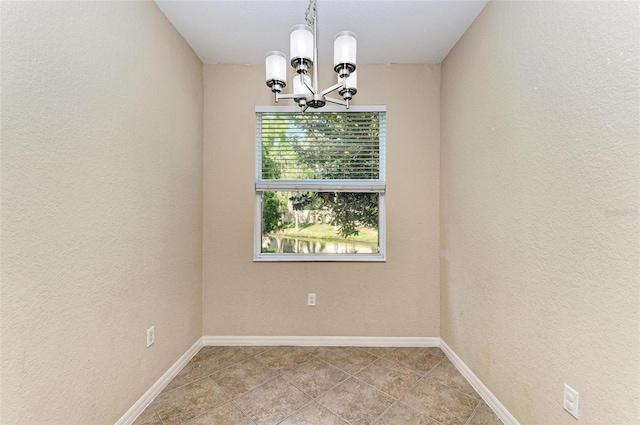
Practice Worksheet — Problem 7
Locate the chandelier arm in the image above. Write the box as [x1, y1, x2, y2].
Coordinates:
[320, 82, 345, 96]
[303, 77, 316, 94]
[276, 93, 308, 100]
[325, 96, 349, 107]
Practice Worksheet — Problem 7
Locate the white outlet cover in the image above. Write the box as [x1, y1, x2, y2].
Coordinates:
[308, 293, 316, 306]
[563, 384, 579, 419]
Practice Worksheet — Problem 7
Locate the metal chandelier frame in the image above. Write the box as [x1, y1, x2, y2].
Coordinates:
[265, 0, 357, 112]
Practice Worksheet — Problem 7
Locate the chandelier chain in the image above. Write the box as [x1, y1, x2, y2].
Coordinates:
[305, 0, 317, 25]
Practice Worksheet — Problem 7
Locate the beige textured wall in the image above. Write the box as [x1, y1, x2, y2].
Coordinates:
[203, 64, 440, 337]
[441, 1, 639, 424]
[1, 1, 203, 423]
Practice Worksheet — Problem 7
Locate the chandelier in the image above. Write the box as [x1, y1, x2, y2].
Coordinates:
[265, 0, 357, 112]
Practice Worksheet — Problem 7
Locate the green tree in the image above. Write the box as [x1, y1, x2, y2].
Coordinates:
[322, 192, 378, 238]
[261, 134, 287, 235]
[289, 112, 380, 238]
[262, 191, 285, 234]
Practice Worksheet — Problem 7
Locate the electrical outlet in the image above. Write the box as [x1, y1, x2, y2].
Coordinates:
[308, 293, 316, 306]
[563, 384, 579, 419]
[147, 326, 155, 347]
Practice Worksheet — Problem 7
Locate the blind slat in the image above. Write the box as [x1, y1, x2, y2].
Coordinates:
[258, 111, 385, 181]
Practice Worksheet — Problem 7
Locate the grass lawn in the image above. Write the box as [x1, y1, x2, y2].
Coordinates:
[280, 223, 378, 244]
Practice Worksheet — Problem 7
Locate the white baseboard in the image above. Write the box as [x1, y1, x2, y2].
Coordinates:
[439, 339, 519, 425]
[115, 337, 204, 425]
[202, 335, 440, 347]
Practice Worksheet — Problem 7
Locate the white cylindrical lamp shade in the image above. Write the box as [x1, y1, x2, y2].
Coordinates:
[334, 31, 357, 75]
[290, 24, 313, 67]
[265, 51, 287, 91]
[293, 74, 312, 99]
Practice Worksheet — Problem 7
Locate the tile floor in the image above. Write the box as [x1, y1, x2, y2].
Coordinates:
[133, 346, 503, 425]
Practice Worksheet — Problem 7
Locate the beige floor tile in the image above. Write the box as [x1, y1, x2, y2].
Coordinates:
[233, 376, 311, 425]
[162, 361, 203, 393]
[316, 377, 394, 425]
[296, 346, 334, 356]
[192, 347, 221, 363]
[131, 407, 162, 425]
[256, 346, 315, 372]
[182, 401, 254, 425]
[238, 346, 274, 358]
[355, 358, 421, 398]
[143, 347, 501, 425]
[197, 346, 248, 375]
[152, 377, 230, 425]
[358, 346, 398, 357]
[400, 377, 480, 425]
[302, 346, 332, 356]
[281, 357, 349, 398]
[318, 347, 378, 374]
[468, 402, 504, 425]
[384, 347, 445, 375]
[211, 356, 278, 398]
[279, 401, 348, 425]
[428, 358, 478, 398]
[372, 402, 440, 425]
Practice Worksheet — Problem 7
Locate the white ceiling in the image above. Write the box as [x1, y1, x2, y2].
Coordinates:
[154, 0, 488, 64]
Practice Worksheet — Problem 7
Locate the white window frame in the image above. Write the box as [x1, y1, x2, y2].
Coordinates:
[254, 105, 386, 262]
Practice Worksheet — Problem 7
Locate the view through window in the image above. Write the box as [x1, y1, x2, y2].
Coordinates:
[255, 107, 386, 261]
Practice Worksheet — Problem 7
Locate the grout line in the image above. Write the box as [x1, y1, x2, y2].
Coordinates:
[159, 347, 276, 424]
[281, 353, 352, 399]
[351, 356, 421, 394]
[273, 398, 316, 425]
[228, 397, 259, 425]
[402, 400, 447, 425]
[156, 377, 231, 425]
[228, 399, 259, 425]
[373, 401, 397, 423]
[359, 346, 399, 357]
[224, 375, 283, 424]
[426, 357, 483, 404]
[350, 372, 396, 399]
[160, 345, 247, 396]
[313, 346, 379, 377]
[222, 354, 316, 425]
[464, 400, 483, 425]
[377, 355, 448, 424]
[313, 396, 353, 425]
[157, 374, 214, 400]
[154, 409, 165, 425]
[349, 367, 428, 423]
[286, 355, 355, 423]
[314, 347, 447, 423]
[177, 400, 238, 425]
[320, 405, 351, 424]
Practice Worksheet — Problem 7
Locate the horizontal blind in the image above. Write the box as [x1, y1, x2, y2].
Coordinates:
[257, 111, 385, 182]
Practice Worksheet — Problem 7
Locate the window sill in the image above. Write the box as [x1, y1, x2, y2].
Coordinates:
[253, 253, 386, 262]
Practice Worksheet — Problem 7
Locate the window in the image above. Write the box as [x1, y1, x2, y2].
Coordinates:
[255, 105, 386, 261]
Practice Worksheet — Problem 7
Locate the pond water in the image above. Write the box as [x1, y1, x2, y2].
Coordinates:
[264, 236, 378, 254]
